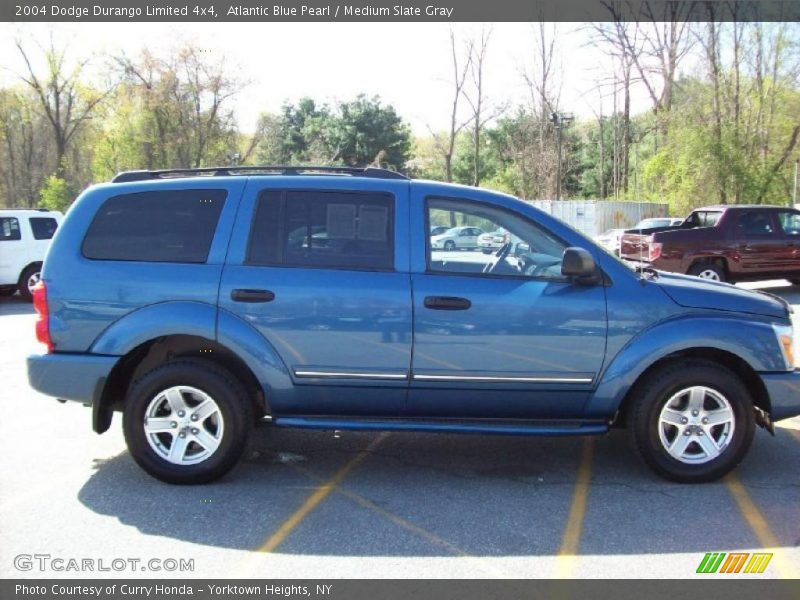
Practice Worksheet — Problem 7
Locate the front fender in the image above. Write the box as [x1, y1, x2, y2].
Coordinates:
[586, 315, 785, 418]
[89, 301, 217, 355]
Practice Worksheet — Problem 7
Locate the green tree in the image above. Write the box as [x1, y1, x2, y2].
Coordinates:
[39, 175, 72, 212]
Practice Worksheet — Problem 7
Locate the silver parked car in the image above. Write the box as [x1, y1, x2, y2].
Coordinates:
[430, 226, 484, 251]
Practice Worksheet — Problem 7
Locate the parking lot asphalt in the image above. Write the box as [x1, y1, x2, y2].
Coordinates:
[0, 281, 798, 579]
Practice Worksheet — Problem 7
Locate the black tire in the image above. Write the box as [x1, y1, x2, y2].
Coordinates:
[789, 279, 800, 286]
[628, 359, 755, 483]
[123, 360, 253, 484]
[444, 240, 456, 251]
[18, 264, 41, 302]
[688, 262, 726, 283]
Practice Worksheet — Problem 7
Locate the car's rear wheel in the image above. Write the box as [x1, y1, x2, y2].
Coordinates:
[123, 360, 253, 484]
[688, 262, 725, 282]
[18, 264, 41, 302]
[629, 360, 754, 483]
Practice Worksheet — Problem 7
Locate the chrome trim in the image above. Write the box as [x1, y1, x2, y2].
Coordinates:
[294, 370, 408, 380]
[412, 374, 593, 384]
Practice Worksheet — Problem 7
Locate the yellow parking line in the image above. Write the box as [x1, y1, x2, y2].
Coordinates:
[290, 464, 511, 578]
[724, 474, 798, 579]
[552, 437, 594, 578]
[258, 433, 388, 553]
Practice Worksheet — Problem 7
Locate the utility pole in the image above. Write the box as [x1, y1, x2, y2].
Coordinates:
[551, 112, 574, 200]
[794, 159, 798, 207]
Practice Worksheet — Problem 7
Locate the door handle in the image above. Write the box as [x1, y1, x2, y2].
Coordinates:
[231, 289, 275, 303]
[424, 296, 471, 310]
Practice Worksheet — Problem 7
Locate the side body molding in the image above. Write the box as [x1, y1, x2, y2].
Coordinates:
[586, 315, 784, 418]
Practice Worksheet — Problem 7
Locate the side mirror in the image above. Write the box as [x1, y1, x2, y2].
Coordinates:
[561, 247, 596, 279]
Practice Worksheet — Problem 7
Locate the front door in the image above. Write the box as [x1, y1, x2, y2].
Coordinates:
[774, 209, 800, 278]
[408, 195, 608, 419]
[219, 180, 412, 416]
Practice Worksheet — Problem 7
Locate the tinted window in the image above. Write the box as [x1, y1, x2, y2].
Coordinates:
[29, 217, 58, 240]
[737, 211, 775, 237]
[427, 197, 567, 279]
[0, 217, 21, 241]
[248, 190, 394, 271]
[82, 189, 226, 263]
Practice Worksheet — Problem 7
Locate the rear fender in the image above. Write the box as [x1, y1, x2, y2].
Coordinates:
[89, 301, 217, 355]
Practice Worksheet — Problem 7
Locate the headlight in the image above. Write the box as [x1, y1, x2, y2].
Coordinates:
[772, 323, 795, 370]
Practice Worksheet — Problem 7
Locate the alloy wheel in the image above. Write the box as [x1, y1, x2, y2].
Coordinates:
[143, 386, 224, 465]
[657, 385, 735, 464]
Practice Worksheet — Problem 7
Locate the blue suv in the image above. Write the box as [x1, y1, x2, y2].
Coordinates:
[27, 166, 800, 484]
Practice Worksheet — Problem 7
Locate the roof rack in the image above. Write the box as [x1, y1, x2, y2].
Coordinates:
[111, 165, 409, 183]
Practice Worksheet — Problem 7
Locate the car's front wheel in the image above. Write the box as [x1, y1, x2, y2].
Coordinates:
[123, 360, 253, 484]
[629, 360, 754, 483]
[444, 240, 456, 251]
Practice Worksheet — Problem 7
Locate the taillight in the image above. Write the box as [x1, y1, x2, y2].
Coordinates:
[648, 242, 663, 262]
[32, 281, 53, 353]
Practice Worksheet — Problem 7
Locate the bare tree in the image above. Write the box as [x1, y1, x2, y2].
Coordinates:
[463, 27, 504, 187]
[429, 29, 472, 183]
[14, 36, 112, 179]
[115, 44, 240, 169]
[517, 22, 563, 198]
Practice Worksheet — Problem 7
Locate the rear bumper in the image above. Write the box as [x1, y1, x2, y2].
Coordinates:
[761, 370, 800, 421]
[27, 353, 119, 405]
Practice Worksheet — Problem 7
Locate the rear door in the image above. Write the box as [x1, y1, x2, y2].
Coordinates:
[735, 210, 784, 274]
[219, 177, 412, 416]
[26, 215, 60, 264]
[0, 216, 25, 285]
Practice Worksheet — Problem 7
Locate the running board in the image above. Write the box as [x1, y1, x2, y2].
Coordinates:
[270, 416, 608, 436]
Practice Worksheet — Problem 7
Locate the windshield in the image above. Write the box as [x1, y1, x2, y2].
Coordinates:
[634, 218, 671, 228]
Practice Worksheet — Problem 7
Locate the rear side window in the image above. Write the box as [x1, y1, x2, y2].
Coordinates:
[82, 189, 226, 263]
[29, 217, 58, 240]
[0, 217, 21, 241]
[248, 190, 394, 271]
[777, 211, 800, 236]
[684, 211, 722, 228]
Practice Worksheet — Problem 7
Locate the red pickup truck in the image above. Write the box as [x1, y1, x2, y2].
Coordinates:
[619, 205, 800, 283]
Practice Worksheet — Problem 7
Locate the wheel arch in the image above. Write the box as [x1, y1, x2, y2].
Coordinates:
[94, 334, 269, 433]
[612, 348, 770, 428]
[687, 255, 729, 278]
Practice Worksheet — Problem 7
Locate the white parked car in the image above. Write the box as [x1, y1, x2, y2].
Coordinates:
[478, 229, 509, 253]
[594, 228, 626, 256]
[430, 226, 484, 251]
[633, 217, 683, 230]
[0, 209, 63, 301]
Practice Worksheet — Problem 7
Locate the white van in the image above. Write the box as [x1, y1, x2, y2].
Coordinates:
[0, 209, 63, 301]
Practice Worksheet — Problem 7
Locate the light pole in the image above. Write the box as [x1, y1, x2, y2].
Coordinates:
[551, 112, 574, 200]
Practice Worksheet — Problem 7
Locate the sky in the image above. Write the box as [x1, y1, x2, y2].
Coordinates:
[0, 22, 659, 134]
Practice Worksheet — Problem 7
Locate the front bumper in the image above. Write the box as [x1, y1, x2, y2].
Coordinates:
[27, 353, 119, 405]
[761, 370, 800, 421]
